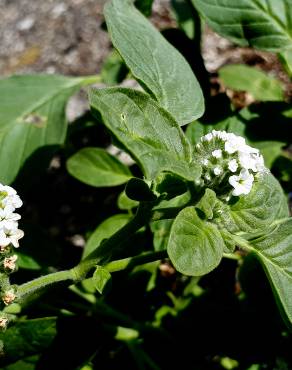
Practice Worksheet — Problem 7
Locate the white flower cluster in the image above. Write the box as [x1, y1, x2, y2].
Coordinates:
[0, 184, 23, 250]
[195, 130, 266, 197]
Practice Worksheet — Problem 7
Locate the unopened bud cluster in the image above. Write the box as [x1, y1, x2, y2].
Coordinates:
[0, 184, 24, 330]
[194, 130, 266, 197]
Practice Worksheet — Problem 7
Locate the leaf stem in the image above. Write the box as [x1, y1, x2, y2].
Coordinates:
[80, 75, 102, 86]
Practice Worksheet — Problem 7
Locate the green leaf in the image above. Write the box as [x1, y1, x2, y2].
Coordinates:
[125, 178, 157, 201]
[104, 0, 204, 125]
[16, 252, 41, 271]
[115, 326, 139, 341]
[192, 0, 292, 52]
[249, 218, 292, 326]
[0, 74, 91, 184]
[89, 87, 201, 181]
[219, 65, 284, 101]
[101, 50, 128, 85]
[253, 141, 283, 169]
[66, 147, 132, 187]
[0, 318, 56, 364]
[117, 191, 139, 210]
[154, 173, 187, 200]
[134, 0, 154, 16]
[92, 266, 112, 294]
[83, 214, 131, 258]
[279, 48, 292, 77]
[167, 206, 225, 276]
[171, 0, 195, 39]
[215, 172, 289, 233]
[151, 219, 173, 251]
[2, 355, 40, 370]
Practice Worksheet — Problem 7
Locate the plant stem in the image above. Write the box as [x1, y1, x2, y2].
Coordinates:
[15, 196, 198, 305]
[80, 75, 102, 86]
[105, 250, 168, 273]
[17, 248, 167, 305]
[17, 269, 75, 305]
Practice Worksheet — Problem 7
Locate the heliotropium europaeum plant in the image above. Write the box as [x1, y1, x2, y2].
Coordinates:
[0, 185, 24, 330]
[0, 1, 292, 362]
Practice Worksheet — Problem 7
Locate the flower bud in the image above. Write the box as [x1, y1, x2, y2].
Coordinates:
[0, 315, 8, 331]
[2, 288, 16, 306]
[3, 255, 18, 273]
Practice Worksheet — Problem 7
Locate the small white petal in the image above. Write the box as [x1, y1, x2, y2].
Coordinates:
[229, 169, 254, 196]
[212, 149, 222, 158]
[205, 173, 211, 181]
[228, 159, 238, 173]
[213, 166, 222, 176]
[201, 133, 213, 142]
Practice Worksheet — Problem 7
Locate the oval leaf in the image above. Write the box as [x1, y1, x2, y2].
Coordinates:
[89, 87, 201, 181]
[0, 74, 91, 184]
[93, 266, 112, 294]
[0, 318, 57, 364]
[104, 0, 204, 125]
[219, 65, 284, 101]
[167, 206, 225, 276]
[249, 219, 292, 326]
[66, 147, 132, 187]
[117, 191, 139, 210]
[83, 214, 131, 258]
[192, 0, 292, 52]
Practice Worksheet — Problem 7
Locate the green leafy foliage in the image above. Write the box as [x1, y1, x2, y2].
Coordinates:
[249, 219, 292, 327]
[89, 87, 201, 181]
[167, 206, 225, 276]
[104, 0, 204, 125]
[0, 74, 90, 184]
[92, 266, 112, 294]
[66, 147, 132, 187]
[219, 64, 284, 101]
[2, 0, 292, 364]
[83, 214, 131, 258]
[0, 318, 56, 365]
[192, 0, 292, 52]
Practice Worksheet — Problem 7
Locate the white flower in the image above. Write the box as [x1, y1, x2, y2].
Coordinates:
[224, 134, 246, 154]
[211, 130, 228, 140]
[0, 205, 20, 229]
[201, 158, 209, 166]
[238, 152, 257, 172]
[212, 149, 222, 158]
[228, 159, 238, 173]
[0, 226, 24, 248]
[229, 169, 254, 196]
[0, 184, 23, 209]
[213, 166, 223, 176]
